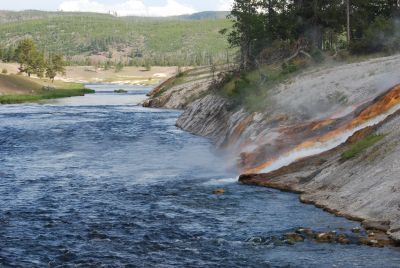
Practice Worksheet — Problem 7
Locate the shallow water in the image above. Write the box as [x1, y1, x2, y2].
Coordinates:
[0, 84, 400, 267]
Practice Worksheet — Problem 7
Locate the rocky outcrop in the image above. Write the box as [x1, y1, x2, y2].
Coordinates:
[143, 66, 224, 109]
[176, 94, 231, 144]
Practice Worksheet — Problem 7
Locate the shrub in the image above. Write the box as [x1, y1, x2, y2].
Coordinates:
[310, 49, 325, 63]
[144, 62, 151, 71]
[115, 62, 124, 73]
[281, 62, 298, 75]
[1, 68, 7, 74]
[176, 66, 184, 77]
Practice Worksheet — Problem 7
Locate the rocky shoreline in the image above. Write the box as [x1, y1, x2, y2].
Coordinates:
[144, 55, 400, 246]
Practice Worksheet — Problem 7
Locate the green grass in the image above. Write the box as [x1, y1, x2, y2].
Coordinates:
[220, 64, 303, 112]
[341, 134, 385, 160]
[0, 74, 94, 104]
[0, 88, 95, 104]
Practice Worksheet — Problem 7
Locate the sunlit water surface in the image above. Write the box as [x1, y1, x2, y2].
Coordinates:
[1, 84, 400, 267]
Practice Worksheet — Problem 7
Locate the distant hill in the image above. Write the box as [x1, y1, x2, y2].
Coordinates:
[0, 11, 233, 66]
[165, 11, 230, 20]
[0, 10, 230, 23]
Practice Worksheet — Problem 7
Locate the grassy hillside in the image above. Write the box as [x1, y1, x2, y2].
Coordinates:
[0, 11, 233, 66]
[0, 74, 93, 104]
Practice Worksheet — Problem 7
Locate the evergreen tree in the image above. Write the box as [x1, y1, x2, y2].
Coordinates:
[15, 39, 45, 77]
[46, 54, 66, 82]
[227, 0, 264, 70]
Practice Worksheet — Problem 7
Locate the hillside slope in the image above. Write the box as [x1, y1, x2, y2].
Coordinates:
[0, 11, 232, 65]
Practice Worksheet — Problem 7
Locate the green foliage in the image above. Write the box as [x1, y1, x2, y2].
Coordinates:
[350, 17, 400, 54]
[104, 61, 112, 70]
[46, 54, 66, 81]
[281, 58, 310, 75]
[281, 62, 298, 75]
[310, 49, 325, 63]
[15, 39, 66, 81]
[341, 134, 385, 160]
[0, 12, 232, 66]
[0, 74, 93, 103]
[144, 62, 151, 71]
[0, 73, 95, 105]
[226, 0, 400, 70]
[221, 60, 310, 112]
[115, 62, 124, 73]
[176, 66, 184, 77]
[15, 39, 45, 77]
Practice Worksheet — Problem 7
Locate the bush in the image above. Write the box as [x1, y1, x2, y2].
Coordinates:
[258, 40, 292, 64]
[1, 68, 7, 74]
[115, 62, 124, 73]
[281, 62, 298, 75]
[227, 74, 251, 101]
[176, 66, 184, 77]
[144, 62, 151, 71]
[310, 49, 325, 63]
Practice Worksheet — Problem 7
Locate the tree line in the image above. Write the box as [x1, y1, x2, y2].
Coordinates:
[1, 39, 66, 81]
[224, 0, 400, 70]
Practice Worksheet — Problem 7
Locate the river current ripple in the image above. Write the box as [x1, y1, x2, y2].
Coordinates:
[0, 84, 399, 267]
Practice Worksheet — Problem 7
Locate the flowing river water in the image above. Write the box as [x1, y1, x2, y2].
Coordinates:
[1, 84, 400, 267]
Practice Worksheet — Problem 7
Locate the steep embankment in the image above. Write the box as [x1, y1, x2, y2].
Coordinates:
[144, 66, 227, 109]
[144, 54, 400, 242]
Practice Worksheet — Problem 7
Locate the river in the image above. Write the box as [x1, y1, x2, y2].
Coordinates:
[0, 84, 399, 267]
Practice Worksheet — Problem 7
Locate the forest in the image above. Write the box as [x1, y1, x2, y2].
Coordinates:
[0, 11, 232, 67]
[224, 0, 400, 70]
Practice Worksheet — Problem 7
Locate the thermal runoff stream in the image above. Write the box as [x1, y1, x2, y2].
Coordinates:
[246, 84, 400, 174]
[1, 84, 400, 267]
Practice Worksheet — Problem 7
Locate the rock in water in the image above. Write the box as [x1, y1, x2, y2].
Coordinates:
[213, 188, 225, 195]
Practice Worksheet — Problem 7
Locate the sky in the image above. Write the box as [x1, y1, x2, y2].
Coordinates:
[0, 0, 234, 16]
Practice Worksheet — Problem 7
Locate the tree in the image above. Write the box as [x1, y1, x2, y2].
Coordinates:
[32, 51, 46, 78]
[115, 61, 124, 72]
[46, 54, 66, 82]
[15, 39, 45, 77]
[346, 0, 351, 45]
[144, 61, 151, 71]
[226, 0, 264, 70]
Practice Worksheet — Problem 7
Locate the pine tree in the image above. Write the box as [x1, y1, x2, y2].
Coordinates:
[15, 39, 45, 77]
[46, 54, 66, 82]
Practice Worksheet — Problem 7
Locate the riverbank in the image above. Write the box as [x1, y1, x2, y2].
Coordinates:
[143, 55, 400, 244]
[0, 62, 178, 85]
[0, 74, 94, 104]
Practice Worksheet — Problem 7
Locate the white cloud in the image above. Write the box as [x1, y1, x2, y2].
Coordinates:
[58, 0, 197, 17]
[217, 0, 233, 11]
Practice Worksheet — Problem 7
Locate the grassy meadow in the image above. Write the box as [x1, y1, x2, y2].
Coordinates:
[0, 74, 94, 104]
